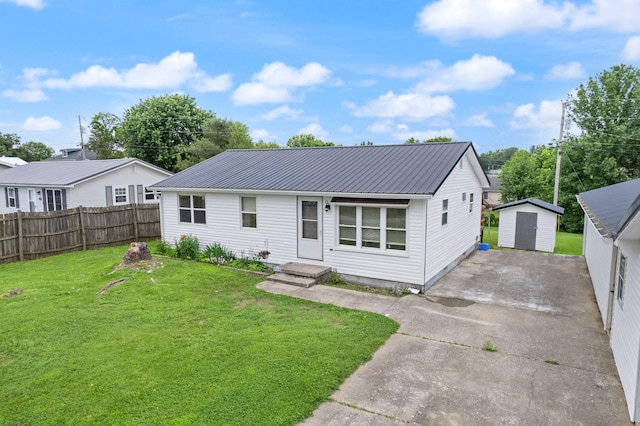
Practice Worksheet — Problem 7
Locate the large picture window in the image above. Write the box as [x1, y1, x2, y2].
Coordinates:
[179, 195, 206, 224]
[338, 205, 406, 251]
[241, 197, 257, 228]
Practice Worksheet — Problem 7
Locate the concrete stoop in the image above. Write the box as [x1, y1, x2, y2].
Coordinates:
[266, 262, 332, 288]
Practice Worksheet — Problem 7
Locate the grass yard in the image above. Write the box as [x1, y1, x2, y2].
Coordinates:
[0, 246, 398, 425]
[482, 224, 583, 255]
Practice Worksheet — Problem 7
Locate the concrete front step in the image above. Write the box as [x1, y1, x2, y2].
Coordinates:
[267, 273, 316, 288]
[279, 262, 332, 282]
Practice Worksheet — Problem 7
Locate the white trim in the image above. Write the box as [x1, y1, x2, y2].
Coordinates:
[149, 187, 433, 199]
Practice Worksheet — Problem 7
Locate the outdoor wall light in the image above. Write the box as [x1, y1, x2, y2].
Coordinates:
[324, 201, 331, 212]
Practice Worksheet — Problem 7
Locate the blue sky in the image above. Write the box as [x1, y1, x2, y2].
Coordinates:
[2, 0, 640, 154]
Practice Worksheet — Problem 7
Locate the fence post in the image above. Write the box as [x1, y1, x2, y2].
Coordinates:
[17, 210, 24, 262]
[132, 203, 139, 241]
[78, 205, 87, 251]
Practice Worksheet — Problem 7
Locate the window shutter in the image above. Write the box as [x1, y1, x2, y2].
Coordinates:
[105, 186, 113, 206]
[14, 188, 19, 209]
[61, 189, 67, 210]
[4, 187, 8, 208]
[128, 185, 135, 204]
[136, 185, 143, 204]
[42, 188, 47, 211]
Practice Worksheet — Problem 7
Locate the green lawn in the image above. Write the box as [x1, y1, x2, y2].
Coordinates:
[0, 246, 398, 425]
[482, 224, 583, 255]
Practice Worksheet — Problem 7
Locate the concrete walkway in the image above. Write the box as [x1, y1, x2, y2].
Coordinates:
[257, 250, 631, 425]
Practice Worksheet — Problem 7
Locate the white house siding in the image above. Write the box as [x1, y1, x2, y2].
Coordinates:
[425, 151, 484, 286]
[583, 215, 616, 328]
[610, 238, 640, 422]
[160, 191, 427, 286]
[497, 204, 557, 252]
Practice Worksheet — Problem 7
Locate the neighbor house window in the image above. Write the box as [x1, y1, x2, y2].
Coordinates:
[7, 187, 17, 208]
[241, 197, 257, 228]
[114, 187, 128, 204]
[617, 253, 627, 305]
[46, 189, 64, 211]
[442, 199, 448, 225]
[469, 193, 474, 213]
[338, 205, 406, 251]
[179, 194, 206, 224]
[462, 192, 466, 202]
[145, 187, 158, 201]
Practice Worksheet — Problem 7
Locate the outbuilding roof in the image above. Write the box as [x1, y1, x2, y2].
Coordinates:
[151, 142, 487, 195]
[0, 158, 171, 187]
[0, 157, 27, 167]
[493, 198, 564, 215]
[577, 178, 640, 237]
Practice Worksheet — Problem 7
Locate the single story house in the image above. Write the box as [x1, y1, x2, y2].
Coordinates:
[151, 142, 490, 292]
[578, 179, 640, 422]
[0, 156, 27, 170]
[0, 158, 172, 214]
[492, 198, 564, 252]
[482, 174, 501, 208]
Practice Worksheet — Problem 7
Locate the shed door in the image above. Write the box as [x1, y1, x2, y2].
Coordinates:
[514, 212, 537, 251]
[297, 197, 323, 260]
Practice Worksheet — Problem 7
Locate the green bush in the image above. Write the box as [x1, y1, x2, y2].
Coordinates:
[485, 212, 499, 227]
[154, 240, 175, 256]
[174, 235, 200, 260]
[202, 242, 236, 264]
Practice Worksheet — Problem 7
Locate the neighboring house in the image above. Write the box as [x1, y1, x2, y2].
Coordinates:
[0, 156, 27, 170]
[492, 198, 564, 252]
[0, 158, 172, 214]
[482, 174, 501, 208]
[577, 179, 640, 422]
[44, 147, 98, 161]
[151, 142, 490, 292]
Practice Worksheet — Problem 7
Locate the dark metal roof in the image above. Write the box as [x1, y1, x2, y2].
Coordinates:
[484, 174, 501, 191]
[152, 142, 482, 195]
[493, 198, 564, 215]
[0, 158, 171, 187]
[578, 178, 640, 236]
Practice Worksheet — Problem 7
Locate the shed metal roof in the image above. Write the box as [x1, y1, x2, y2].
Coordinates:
[0, 158, 171, 187]
[577, 178, 640, 237]
[493, 197, 564, 215]
[151, 142, 485, 195]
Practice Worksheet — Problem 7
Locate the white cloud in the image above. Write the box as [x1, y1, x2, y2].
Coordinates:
[367, 120, 395, 134]
[465, 113, 494, 128]
[21, 116, 61, 131]
[251, 128, 277, 141]
[354, 91, 455, 121]
[545, 62, 585, 80]
[392, 128, 457, 142]
[33, 51, 230, 93]
[298, 123, 329, 139]
[260, 105, 304, 121]
[414, 55, 515, 93]
[1, 0, 45, 9]
[510, 100, 563, 130]
[338, 125, 353, 133]
[622, 36, 640, 62]
[417, 0, 640, 39]
[232, 61, 331, 105]
[2, 89, 48, 102]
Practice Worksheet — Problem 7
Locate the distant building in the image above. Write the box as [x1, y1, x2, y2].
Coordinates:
[482, 174, 501, 208]
[44, 147, 98, 161]
[0, 156, 27, 170]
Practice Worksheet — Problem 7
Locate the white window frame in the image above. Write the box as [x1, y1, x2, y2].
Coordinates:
[45, 189, 64, 211]
[617, 253, 627, 306]
[469, 193, 474, 213]
[442, 199, 448, 225]
[113, 187, 128, 204]
[178, 194, 206, 224]
[336, 204, 407, 253]
[8, 187, 17, 208]
[241, 196, 257, 228]
[145, 187, 158, 201]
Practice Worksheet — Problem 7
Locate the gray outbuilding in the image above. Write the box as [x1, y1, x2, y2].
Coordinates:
[493, 198, 564, 252]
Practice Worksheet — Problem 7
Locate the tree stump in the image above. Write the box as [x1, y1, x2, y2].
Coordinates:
[123, 242, 153, 264]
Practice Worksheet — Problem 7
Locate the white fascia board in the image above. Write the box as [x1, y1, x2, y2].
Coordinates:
[148, 187, 433, 200]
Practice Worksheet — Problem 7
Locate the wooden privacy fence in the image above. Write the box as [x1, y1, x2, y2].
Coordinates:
[0, 203, 161, 264]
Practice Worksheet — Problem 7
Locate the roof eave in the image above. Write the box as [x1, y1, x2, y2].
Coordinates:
[148, 186, 433, 199]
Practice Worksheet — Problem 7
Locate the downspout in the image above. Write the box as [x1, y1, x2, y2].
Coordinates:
[605, 243, 617, 332]
[422, 198, 428, 293]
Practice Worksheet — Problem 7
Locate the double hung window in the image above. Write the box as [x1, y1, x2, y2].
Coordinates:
[241, 197, 257, 228]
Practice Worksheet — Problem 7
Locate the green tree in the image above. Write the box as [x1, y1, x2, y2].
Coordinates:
[499, 146, 556, 203]
[405, 136, 452, 144]
[177, 117, 253, 170]
[119, 94, 212, 172]
[254, 140, 281, 149]
[478, 147, 518, 171]
[88, 112, 123, 159]
[360, 141, 374, 146]
[16, 141, 54, 161]
[0, 133, 21, 156]
[286, 134, 334, 147]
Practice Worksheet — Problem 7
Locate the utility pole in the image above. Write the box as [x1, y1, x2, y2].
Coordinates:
[78, 115, 87, 160]
[553, 101, 566, 206]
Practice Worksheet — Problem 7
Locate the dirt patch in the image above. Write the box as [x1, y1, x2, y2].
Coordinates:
[3, 288, 22, 298]
[235, 298, 271, 308]
[96, 278, 127, 295]
[112, 259, 163, 274]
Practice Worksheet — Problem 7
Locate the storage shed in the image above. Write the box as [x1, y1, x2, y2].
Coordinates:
[493, 198, 564, 252]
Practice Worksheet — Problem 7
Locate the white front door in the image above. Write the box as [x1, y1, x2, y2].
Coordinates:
[297, 197, 323, 260]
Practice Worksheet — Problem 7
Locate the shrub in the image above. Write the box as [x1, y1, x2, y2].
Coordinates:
[155, 240, 175, 256]
[202, 242, 236, 264]
[174, 235, 200, 260]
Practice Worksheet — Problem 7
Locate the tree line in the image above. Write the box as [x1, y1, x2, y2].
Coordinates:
[0, 133, 54, 162]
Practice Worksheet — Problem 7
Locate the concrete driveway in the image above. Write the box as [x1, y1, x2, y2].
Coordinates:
[258, 250, 631, 425]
